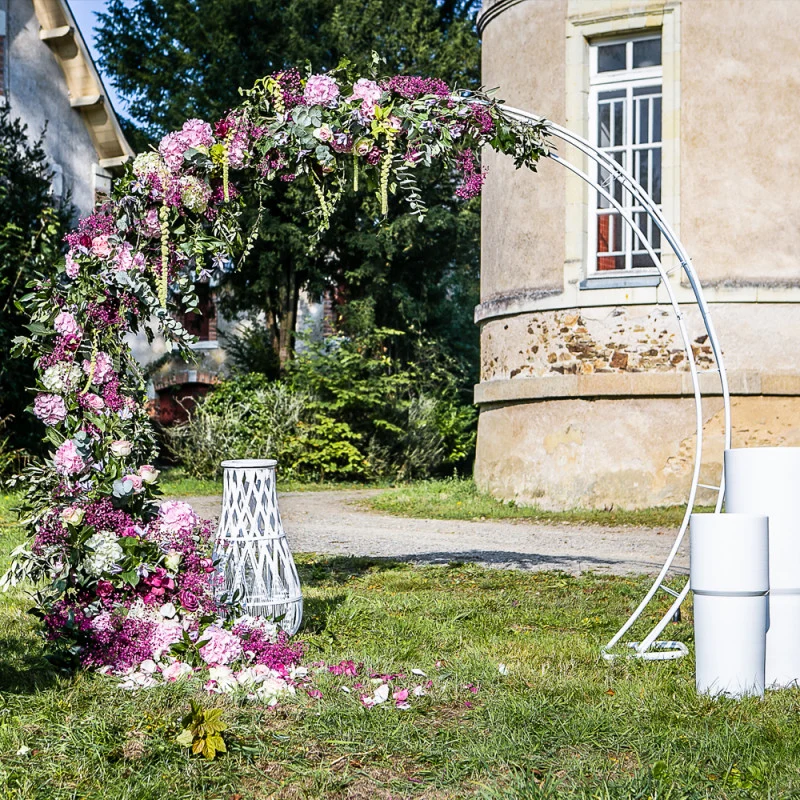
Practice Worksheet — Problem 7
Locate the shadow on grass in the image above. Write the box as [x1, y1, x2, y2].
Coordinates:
[295, 554, 409, 586]
[301, 594, 348, 635]
[0, 633, 58, 694]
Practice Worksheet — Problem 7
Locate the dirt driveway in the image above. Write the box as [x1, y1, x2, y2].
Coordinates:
[181, 490, 688, 577]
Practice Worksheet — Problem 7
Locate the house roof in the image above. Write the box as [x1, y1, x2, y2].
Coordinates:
[31, 0, 134, 171]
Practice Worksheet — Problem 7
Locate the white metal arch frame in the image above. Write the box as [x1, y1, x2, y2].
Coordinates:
[495, 104, 732, 660]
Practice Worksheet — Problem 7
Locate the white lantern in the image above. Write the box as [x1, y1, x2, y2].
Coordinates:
[215, 459, 302, 634]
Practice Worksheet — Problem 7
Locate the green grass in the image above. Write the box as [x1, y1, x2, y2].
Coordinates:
[158, 468, 393, 498]
[365, 477, 715, 529]
[2, 494, 796, 799]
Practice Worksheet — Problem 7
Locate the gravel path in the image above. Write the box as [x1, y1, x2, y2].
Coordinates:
[180, 490, 687, 577]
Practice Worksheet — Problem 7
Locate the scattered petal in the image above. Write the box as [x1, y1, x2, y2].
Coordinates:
[412, 685, 426, 697]
[498, 663, 508, 675]
[411, 668, 427, 677]
[307, 688, 323, 700]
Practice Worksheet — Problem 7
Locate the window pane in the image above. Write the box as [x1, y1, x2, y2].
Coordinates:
[632, 252, 657, 269]
[598, 104, 611, 148]
[597, 214, 625, 270]
[613, 100, 625, 146]
[598, 43, 626, 72]
[633, 85, 660, 97]
[633, 38, 661, 68]
[597, 167, 611, 208]
[636, 97, 649, 144]
[612, 151, 625, 205]
[652, 97, 662, 143]
[599, 89, 626, 101]
[652, 148, 662, 203]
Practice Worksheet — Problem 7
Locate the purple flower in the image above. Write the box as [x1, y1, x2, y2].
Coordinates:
[34, 393, 67, 426]
[386, 75, 450, 100]
[54, 440, 85, 476]
[303, 74, 340, 107]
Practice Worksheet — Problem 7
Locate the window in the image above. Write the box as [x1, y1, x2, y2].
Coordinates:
[181, 284, 217, 343]
[589, 34, 662, 273]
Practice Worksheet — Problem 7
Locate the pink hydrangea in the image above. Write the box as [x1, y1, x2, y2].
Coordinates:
[150, 620, 183, 660]
[199, 625, 243, 666]
[159, 131, 187, 172]
[54, 311, 81, 338]
[159, 500, 199, 534]
[65, 253, 80, 279]
[181, 118, 214, 149]
[33, 393, 67, 426]
[82, 351, 115, 385]
[54, 440, 85, 476]
[303, 74, 340, 107]
[350, 78, 382, 116]
[351, 78, 382, 106]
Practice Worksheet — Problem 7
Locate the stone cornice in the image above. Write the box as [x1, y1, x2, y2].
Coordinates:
[474, 370, 800, 405]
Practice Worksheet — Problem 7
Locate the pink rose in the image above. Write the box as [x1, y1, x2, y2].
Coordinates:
[388, 115, 403, 132]
[123, 474, 144, 492]
[79, 392, 105, 413]
[179, 589, 199, 612]
[199, 557, 215, 574]
[354, 138, 372, 156]
[33, 393, 67, 426]
[54, 440, 85, 476]
[303, 74, 340, 107]
[54, 311, 81, 338]
[91, 235, 113, 259]
[96, 579, 114, 597]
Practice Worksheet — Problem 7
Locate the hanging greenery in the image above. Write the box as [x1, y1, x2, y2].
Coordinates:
[1, 59, 548, 680]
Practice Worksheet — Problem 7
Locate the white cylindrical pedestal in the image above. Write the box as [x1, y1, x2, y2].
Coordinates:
[216, 459, 303, 635]
[725, 447, 800, 688]
[690, 513, 768, 698]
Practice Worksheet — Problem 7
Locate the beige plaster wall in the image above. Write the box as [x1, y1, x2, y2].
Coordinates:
[480, 0, 567, 301]
[681, 0, 800, 285]
[475, 395, 800, 510]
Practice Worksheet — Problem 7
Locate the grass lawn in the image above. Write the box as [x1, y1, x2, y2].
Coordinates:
[2, 493, 796, 799]
[364, 478, 716, 529]
[158, 469, 393, 499]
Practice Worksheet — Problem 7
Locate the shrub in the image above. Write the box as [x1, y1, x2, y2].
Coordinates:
[164, 380, 307, 478]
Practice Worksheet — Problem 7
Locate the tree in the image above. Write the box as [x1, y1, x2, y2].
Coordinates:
[0, 106, 71, 454]
[95, 0, 483, 380]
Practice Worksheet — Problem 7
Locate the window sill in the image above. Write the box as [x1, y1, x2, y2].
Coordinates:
[579, 272, 661, 290]
[188, 340, 220, 351]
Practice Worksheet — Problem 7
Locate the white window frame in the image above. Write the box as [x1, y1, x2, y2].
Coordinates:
[588, 33, 663, 275]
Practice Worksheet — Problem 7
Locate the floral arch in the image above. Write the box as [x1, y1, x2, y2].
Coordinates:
[2, 62, 547, 682]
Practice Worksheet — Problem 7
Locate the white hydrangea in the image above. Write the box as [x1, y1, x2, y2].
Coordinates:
[42, 363, 83, 393]
[132, 151, 170, 181]
[83, 530, 124, 576]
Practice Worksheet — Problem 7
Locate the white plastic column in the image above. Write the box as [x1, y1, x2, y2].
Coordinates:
[690, 513, 769, 698]
[725, 447, 800, 687]
[215, 459, 303, 634]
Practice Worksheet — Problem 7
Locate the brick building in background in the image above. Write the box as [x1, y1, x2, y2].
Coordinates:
[476, 0, 800, 509]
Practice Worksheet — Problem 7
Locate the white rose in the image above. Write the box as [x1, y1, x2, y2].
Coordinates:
[138, 465, 160, 484]
[164, 551, 182, 572]
[60, 506, 85, 526]
[110, 440, 133, 457]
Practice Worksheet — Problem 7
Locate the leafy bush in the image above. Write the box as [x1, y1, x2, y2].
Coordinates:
[163, 379, 307, 478]
[165, 329, 477, 482]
